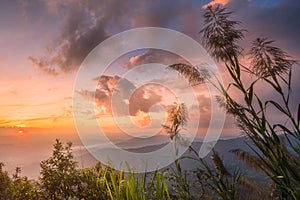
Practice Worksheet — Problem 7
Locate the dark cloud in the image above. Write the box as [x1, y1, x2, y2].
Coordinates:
[28, 1, 108, 74]
[28, 0, 144, 74]
[27, 56, 59, 75]
[227, 0, 300, 56]
[130, 0, 186, 27]
[28, 0, 198, 75]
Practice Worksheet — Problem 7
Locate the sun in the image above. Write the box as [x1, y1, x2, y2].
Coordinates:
[17, 129, 24, 134]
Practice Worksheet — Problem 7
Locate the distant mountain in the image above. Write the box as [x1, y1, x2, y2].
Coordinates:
[114, 134, 170, 149]
[76, 135, 268, 182]
[11, 133, 294, 180]
[115, 134, 298, 183]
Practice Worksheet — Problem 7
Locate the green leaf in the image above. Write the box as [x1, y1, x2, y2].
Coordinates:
[266, 100, 288, 115]
[235, 58, 241, 79]
[261, 113, 266, 133]
[255, 94, 263, 110]
[274, 124, 293, 135]
[248, 82, 254, 104]
[105, 174, 114, 200]
[156, 173, 162, 200]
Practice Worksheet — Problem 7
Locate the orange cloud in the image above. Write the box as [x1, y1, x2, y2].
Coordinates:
[131, 111, 151, 127]
[123, 49, 188, 70]
[80, 76, 176, 119]
[203, 0, 230, 8]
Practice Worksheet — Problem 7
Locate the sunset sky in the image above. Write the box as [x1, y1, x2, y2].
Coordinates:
[1, 0, 300, 177]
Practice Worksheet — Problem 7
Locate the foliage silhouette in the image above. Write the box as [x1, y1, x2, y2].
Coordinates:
[169, 5, 300, 199]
